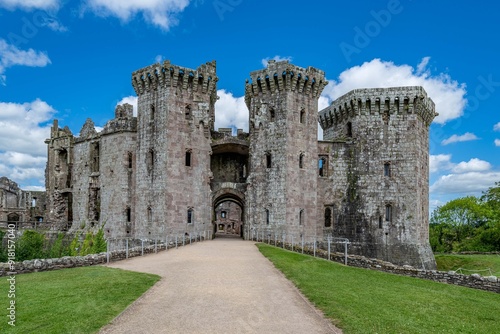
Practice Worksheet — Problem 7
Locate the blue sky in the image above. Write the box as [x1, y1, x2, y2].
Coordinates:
[0, 0, 499, 213]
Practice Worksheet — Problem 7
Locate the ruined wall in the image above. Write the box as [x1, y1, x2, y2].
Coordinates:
[45, 120, 74, 228]
[319, 87, 437, 269]
[245, 60, 327, 240]
[132, 60, 216, 238]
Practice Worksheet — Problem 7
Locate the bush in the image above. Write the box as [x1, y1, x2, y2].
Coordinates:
[16, 230, 46, 261]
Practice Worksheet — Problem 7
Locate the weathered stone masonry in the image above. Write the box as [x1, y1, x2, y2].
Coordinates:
[41, 59, 438, 269]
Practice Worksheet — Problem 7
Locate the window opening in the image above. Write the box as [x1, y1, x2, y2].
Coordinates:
[385, 204, 392, 222]
[384, 162, 391, 177]
[325, 208, 332, 227]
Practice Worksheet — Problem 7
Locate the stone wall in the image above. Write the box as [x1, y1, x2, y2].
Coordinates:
[0, 235, 205, 277]
[261, 239, 499, 294]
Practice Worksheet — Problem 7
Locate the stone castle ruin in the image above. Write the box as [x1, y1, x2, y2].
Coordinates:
[13, 59, 438, 268]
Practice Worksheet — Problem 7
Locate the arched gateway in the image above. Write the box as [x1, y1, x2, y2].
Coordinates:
[210, 133, 249, 238]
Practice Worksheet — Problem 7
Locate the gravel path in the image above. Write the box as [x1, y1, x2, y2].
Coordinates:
[99, 237, 341, 334]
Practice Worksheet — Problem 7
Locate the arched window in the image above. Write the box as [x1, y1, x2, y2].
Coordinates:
[265, 209, 270, 225]
[299, 209, 304, 225]
[299, 153, 304, 169]
[300, 109, 305, 124]
[324, 208, 332, 227]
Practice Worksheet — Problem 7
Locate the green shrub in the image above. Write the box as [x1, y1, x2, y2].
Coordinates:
[16, 230, 46, 261]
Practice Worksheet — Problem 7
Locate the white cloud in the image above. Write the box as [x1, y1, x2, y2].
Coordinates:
[430, 172, 500, 195]
[0, 39, 51, 85]
[155, 55, 164, 63]
[261, 55, 293, 67]
[451, 158, 491, 174]
[214, 89, 248, 132]
[495, 139, 500, 147]
[441, 132, 479, 145]
[494, 122, 500, 132]
[116, 96, 138, 116]
[83, 0, 191, 30]
[0, 99, 56, 188]
[320, 58, 467, 124]
[429, 154, 453, 174]
[0, 0, 60, 10]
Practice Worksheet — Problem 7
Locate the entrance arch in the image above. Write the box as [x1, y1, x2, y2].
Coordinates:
[212, 188, 245, 238]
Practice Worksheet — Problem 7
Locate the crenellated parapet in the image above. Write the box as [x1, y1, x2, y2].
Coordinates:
[131, 60, 218, 96]
[101, 103, 137, 136]
[244, 60, 327, 108]
[319, 86, 437, 130]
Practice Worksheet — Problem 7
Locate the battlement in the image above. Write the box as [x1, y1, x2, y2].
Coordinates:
[132, 60, 218, 96]
[115, 103, 134, 119]
[244, 60, 327, 107]
[319, 86, 437, 129]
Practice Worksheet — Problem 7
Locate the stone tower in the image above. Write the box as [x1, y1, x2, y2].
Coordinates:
[319, 87, 437, 269]
[131, 60, 217, 237]
[45, 120, 74, 228]
[245, 60, 327, 240]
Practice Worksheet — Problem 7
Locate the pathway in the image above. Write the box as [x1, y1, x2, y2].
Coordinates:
[99, 237, 341, 334]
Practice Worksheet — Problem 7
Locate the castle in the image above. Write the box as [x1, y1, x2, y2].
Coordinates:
[39, 59, 436, 269]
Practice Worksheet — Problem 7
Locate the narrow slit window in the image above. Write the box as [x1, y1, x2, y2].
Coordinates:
[185, 151, 192, 167]
[347, 122, 353, 137]
[299, 153, 304, 169]
[325, 208, 332, 227]
[385, 204, 392, 222]
[150, 104, 155, 121]
[185, 105, 191, 120]
[266, 153, 272, 168]
[269, 109, 275, 122]
[300, 109, 305, 124]
[265, 209, 270, 225]
[378, 215, 383, 228]
[384, 162, 391, 177]
[319, 156, 327, 177]
[299, 209, 304, 225]
[128, 152, 133, 169]
[187, 209, 193, 224]
[126, 207, 131, 222]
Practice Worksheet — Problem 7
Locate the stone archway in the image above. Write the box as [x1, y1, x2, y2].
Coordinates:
[212, 188, 245, 238]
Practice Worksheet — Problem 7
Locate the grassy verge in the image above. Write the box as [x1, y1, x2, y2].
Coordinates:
[0, 266, 160, 334]
[435, 253, 500, 276]
[258, 244, 500, 334]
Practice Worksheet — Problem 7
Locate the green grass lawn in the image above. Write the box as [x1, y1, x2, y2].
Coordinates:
[0, 266, 160, 334]
[258, 244, 500, 334]
[435, 253, 500, 276]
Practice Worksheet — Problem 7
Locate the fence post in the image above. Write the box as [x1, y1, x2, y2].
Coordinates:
[344, 241, 348, 265]
[328, 236, 331, 260]
[106, 239, 110, 264]
[282, 233, 285, 249]
[301, 235, 304, 254]
[141, 239, 144, 256]
[126, 238, 129, 259]
[176, 235, 178, 249]
[165, 235, 168, 251]
[291, 236, 294, 252]
[155, 238, 157, 253]
[313, 238, 316, 257]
